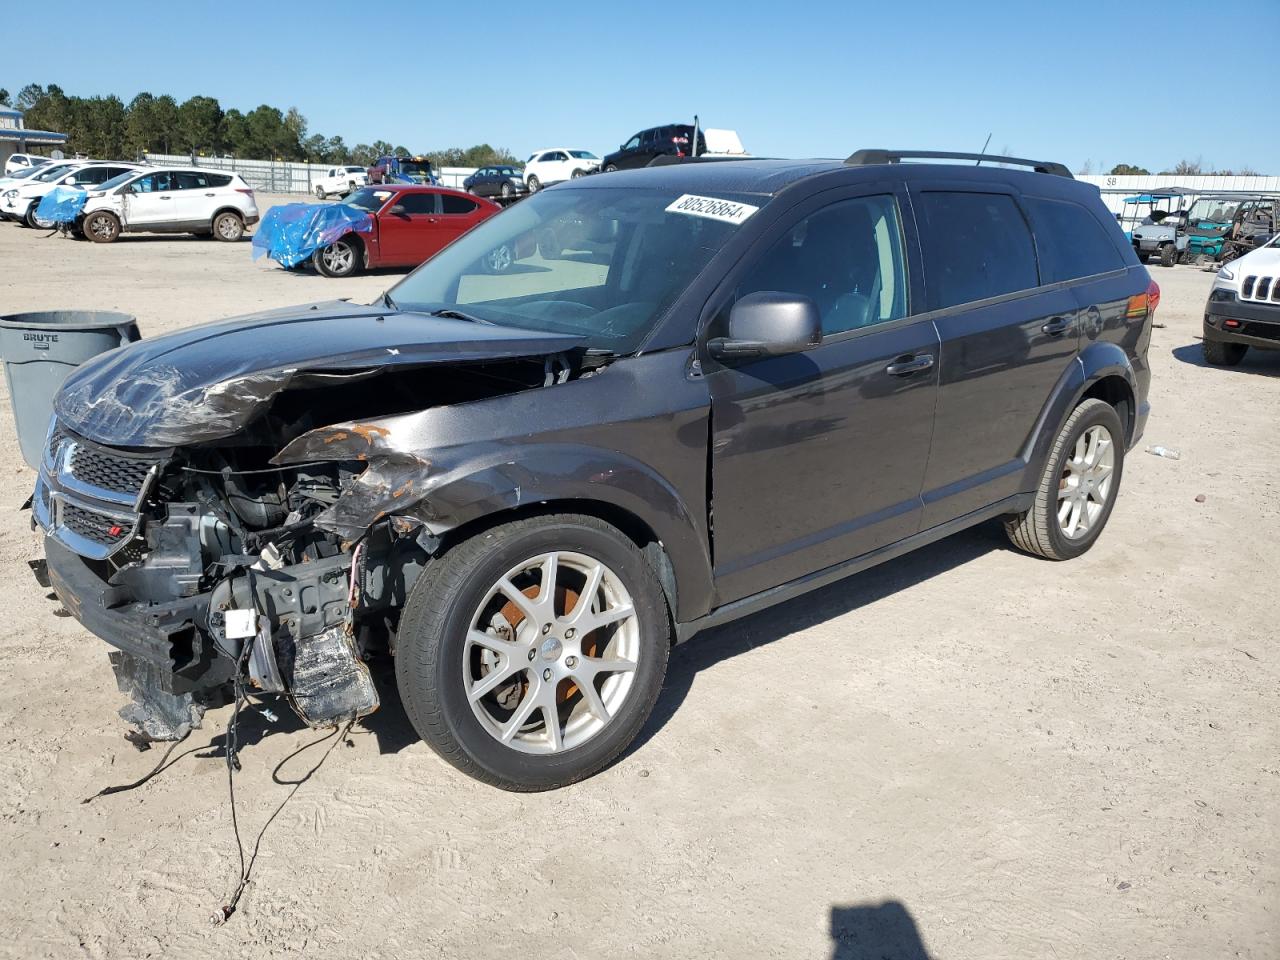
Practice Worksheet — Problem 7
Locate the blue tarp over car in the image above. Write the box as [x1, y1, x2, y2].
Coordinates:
[252, 203, 375, 268]
[34, 186, 88, 225]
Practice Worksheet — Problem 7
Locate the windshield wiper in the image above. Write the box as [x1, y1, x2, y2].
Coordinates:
[427, 308, 494, 325]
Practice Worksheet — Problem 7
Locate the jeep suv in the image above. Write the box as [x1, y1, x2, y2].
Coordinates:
[33, 149, 1155, 791]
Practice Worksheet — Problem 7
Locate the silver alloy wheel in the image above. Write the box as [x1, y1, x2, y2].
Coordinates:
[1058, 424, 1115, 539]
[321, 240, 354, 274]
[87, 213, 116, 240]
[485, 244, 512, 272]
[463, 551, 639, 755]
[216, 214, 242, 240]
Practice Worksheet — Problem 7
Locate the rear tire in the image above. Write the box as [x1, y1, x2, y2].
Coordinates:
[83, 210, 121, 243]
[527, 175, 540, 193]
[1005, 398, 1125, 561]
[501, 182, 513, 198]
[212, 211, 244, 242]
[394, 513, 671, 791]
[1202, 339, 1247, 366]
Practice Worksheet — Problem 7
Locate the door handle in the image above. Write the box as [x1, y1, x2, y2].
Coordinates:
[885, 353, 935, 376]
[1041, 317, 1072, 336]
[205, 192, 215, 197]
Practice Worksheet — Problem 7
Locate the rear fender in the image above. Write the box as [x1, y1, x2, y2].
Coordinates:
[1019, 341, 1137, 488]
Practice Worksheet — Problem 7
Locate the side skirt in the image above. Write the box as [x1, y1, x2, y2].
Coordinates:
[674, 493, 1032, 644]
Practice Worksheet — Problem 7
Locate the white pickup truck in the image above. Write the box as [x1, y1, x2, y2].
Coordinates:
[313, 165, 370, 199]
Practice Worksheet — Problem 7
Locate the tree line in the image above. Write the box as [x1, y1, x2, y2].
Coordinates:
[0, 84, 518, 169]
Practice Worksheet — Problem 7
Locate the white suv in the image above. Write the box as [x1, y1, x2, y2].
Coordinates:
[4, 152, 51, 175]
[313, 165, 369, 199]
[78, 167, 260, 242]
[523, 148, 600, 192]
[3, 162, 140, 228]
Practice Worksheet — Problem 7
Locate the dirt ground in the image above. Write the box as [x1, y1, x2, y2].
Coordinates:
[0, 199, 1275, 960]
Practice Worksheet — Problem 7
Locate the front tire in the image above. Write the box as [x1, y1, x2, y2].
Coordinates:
[395, 514, 671, 791]
[1159, 243, 1177, 267]
[1005, 398, 1125, 561]
[83, 210, 121, 243]
[1202, 339, 1247, 366]
[313, 235, 361, 277]
[604, 164, 618, 173]
[315, 185, 326, 199]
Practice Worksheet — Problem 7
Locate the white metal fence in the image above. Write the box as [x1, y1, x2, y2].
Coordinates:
[1081, 175, 1280, 215]
[142, 153, 478, 194]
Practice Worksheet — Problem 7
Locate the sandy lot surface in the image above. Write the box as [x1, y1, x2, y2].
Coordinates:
[0, 199, 1275, 960]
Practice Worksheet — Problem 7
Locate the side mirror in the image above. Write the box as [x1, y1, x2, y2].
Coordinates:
[390, 204, 407, 216]
[708, 291, 822, 362]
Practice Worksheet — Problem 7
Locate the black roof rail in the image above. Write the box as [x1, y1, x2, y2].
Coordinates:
[845, 149, 1073, 179]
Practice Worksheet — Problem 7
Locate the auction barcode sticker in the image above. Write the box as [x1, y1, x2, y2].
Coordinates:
[665, 194, 759, 225]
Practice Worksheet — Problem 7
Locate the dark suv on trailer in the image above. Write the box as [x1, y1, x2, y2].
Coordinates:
[34, 149, 1155, 790]
[601, 123, 708, 171]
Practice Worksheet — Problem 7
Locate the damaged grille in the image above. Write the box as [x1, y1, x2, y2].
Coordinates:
[34, 421, 165, 561]
[61, 502, 133, 547]
[68, 445, 154, 496]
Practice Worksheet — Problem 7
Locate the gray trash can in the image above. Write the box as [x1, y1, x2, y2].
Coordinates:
[0, 311, 140, 469]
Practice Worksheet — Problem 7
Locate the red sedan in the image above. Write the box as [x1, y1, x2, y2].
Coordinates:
[314, 184, 501, 277]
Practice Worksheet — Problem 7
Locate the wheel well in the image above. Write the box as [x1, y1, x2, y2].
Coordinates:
[433, 500, 678, 629]
[210, 206, 245, 225]
[1080, 376, 1135, 443]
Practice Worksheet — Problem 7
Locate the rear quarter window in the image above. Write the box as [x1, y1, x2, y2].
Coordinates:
[916, 191, 1040, 310]
[208, 174, 233, 187]
[442, 194, 479, 215]
[1023, 197, 1127, 282]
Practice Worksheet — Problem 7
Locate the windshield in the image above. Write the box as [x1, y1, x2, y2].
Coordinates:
[387, 185, 751, 353]
[3, 166, 44, 182]
[569, 151, 598, 160]
[33, 164, 79, 183]
[344, 166, 365, 174]
[343, 187, 393, 212]
[1188, 198, 1242, 223]
[99, 170, 140, 192]
[398, 160, 432, 179]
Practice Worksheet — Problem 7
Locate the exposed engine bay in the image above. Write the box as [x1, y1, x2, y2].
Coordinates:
[35, 346, 600, 740]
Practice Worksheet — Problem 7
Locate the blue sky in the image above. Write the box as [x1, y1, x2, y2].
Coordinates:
[5, 0, 1277, 173]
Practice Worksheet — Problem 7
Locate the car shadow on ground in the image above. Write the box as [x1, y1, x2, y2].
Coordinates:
[830, 901, 932, 959]
[1172, 341, 1280, 376]
[624, 519, 1010, 759]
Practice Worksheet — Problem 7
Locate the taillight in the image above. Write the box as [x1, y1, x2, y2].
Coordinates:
[235, 188, 254, 197]
[1125, 280, 1161, 320]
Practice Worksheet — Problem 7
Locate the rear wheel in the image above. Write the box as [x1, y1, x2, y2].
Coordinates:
[83, 210, 121, 243]
[212, 211, 244, 242]
[313, 235, 361, 277]
[501, 182, 514, 198]
[1005, 398, 1125, 561]
[527, 175, 541, 193]
[395, 514, 671, 791]
[1202, 339, 1247, 366]
[1159, 243, 1177, 267]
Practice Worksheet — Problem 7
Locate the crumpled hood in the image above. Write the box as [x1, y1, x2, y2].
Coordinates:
[55, 300, 583, 448]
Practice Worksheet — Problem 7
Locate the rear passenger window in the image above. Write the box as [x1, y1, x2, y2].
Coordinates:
[735, 195, 908, 336]
[917, 192, 1039, 310]
[176, 172, 210, 190]
[1024, 197, 1126, 282]
[441, 195, 478, 215]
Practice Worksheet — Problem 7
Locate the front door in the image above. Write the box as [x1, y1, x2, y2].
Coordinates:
[375, 191, 441, 266]
[122, 170, 179, 226]
[706, 188, 940, 604]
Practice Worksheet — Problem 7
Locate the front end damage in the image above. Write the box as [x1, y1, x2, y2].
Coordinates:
[32, 307, 594, 740]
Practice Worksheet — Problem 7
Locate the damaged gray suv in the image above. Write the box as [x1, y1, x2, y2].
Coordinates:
[33, 149, 1156, 790]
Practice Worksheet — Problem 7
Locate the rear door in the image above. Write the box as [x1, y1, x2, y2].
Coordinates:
[174, 170, 216, 225]
[912, 185, 1081, 526]
[122, 170, 179, 226]
[436, 193, 486, 249]
[706, 185, 940, 603]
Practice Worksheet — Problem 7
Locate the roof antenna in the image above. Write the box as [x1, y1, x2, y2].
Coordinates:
[975, 133, 992, 166]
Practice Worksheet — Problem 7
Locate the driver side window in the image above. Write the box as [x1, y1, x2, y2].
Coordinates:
[733, 195, 909, 336]
[623, 136, 640, 151]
